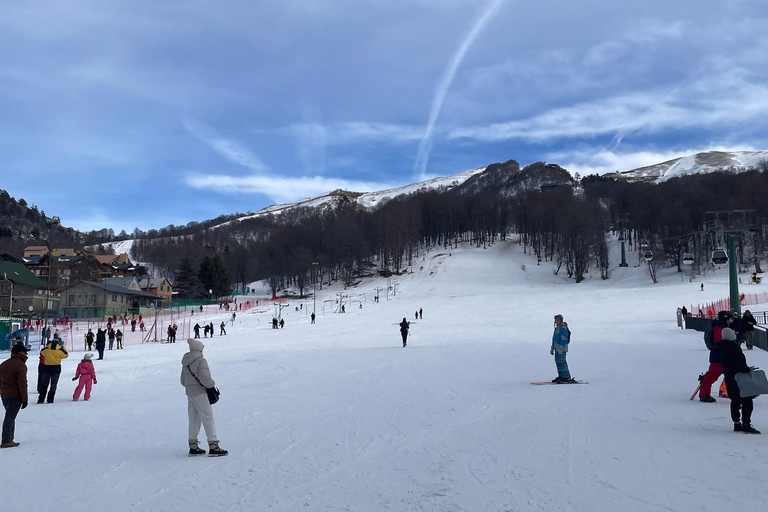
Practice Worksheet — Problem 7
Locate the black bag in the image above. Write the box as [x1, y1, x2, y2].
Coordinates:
[187, 365, 221, 405]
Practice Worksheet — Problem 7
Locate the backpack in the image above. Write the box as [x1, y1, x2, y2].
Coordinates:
[566, 327, 572, 343]
[704, 322, 715, 350]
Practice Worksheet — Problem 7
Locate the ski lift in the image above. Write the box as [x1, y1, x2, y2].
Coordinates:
[643, 250, 653, 262]
[640, 239, 649, 248]
[682, 252, 694, 265]
[711, 249, 728, 267]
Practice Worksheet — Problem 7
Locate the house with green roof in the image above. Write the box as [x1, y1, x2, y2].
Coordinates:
[0, 261, 60, 318]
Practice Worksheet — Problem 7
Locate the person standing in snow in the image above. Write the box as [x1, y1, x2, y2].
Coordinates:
[180, 339, 227, 457]
[115, 329, 123, 349]
[700, 311, 732, 403]
[419, 308, 423, 319]
[209, 322, 214, 337]
[719, 327, 760, 434]
[38, 338, 68, 403]
[311, 312, 315, 324]
[193, 323, 201, 339]
[220, 322, 226, 335]
[108, 328, 115, 350]
[0, 344, 29, 448]
[742, 310, 757, 350]
[551, 314, 573, 383]
[399, 318, 410, 348]
[72, 353, 97, 401]
[279, 318, 284, 329]
[95, 328, 106, 360]
[85, 329, 94, 351]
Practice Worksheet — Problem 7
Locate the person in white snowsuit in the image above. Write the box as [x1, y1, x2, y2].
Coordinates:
[180, 338, 227, 457]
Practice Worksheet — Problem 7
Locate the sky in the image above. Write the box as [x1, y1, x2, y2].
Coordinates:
[1, 0, 767, 233]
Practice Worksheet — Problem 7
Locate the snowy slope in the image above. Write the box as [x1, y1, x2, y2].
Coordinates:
[2, 238, 767, 511]
[614, 150, 768, 183]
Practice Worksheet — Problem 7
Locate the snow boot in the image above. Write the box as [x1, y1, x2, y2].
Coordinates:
[0, 442, 20, 448]
[734, 422, 742, 432]
[552, 377, 564, 383]
[742, 424, 761, 435]
[208, 441, 228, 457]
[699, 395, 717, 403]
[188, 441, 206, 457]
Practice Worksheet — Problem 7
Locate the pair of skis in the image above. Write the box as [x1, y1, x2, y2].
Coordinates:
[530, 380, 588, 385]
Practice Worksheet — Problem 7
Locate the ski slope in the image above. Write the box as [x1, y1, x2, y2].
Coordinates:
[2, 239, 768, 512]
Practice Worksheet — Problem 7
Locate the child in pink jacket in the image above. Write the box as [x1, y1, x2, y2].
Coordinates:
[72, 353, 97, 401]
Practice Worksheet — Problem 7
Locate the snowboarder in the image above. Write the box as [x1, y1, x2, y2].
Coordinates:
[220, 322, 226, 336]
[550, 314, 574, 383]
[700, 311, 732, 402]
[399, 318, 410, 347]
[38, 338, 68, 404]
[719, 327, 760, 434]
[115, 329, 123, 349]
[72, 353, 97, 401]
[181, 338, 227, 457]
[0, 344, 28, 448]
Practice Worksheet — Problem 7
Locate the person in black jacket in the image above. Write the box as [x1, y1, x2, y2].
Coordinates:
[742, 310, 757, 350]
[95, 328, 106, 360]
[399, 318, 410, 348]
[719, 328, 760, 434]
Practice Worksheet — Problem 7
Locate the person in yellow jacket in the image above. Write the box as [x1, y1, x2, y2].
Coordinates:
[38, 338, 69, 404]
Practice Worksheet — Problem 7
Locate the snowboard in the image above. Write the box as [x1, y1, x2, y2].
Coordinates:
[531, 381, 588, 385]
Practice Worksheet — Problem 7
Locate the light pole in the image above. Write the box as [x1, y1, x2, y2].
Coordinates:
[43, 216, 60, 338]
[312, 262, 318, 315]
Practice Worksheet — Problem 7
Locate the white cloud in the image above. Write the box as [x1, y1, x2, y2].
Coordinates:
[285, 122, 424, 144]
[183, 118, 270, 171]
[184, 173, 397, 204]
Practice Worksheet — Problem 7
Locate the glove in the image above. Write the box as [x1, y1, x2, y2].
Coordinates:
[21, 402, 27, 409]
[72, 377, 77, 381]
[550, 348, 554, 355]
[93, 379, 97, 384]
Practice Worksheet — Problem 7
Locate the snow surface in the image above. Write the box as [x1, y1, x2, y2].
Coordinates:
[620, 150, 768, 183]
[3, 238, 768, 512]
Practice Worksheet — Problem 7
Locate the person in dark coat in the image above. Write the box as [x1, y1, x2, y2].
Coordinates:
[681, 306, 688, 318]
[742, 310, 757, 350]
[95, 328, 106, 360]
[115, 329, 123, 349]
[193, 323, 201, 339]
[279, 319, 284, 329]
[399, 318, 410, 348]
[0, 344, 29, 448]
[719, 327, 760, 434]
[310, 312, 315, 324]
[700, 311, 732, 403]
[730, 312, 747, 345]
[85, 329, 94, 351]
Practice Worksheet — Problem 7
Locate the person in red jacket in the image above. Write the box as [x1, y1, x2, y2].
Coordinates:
[0, 345, 29, 448]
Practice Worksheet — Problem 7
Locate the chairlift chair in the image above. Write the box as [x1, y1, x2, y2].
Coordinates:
[618, 233, 625, 242]
[643, 250, 653, 262]
[682, 252, 694, 265]
[640, 239, 649, 248]
[711, 249, 728, 267]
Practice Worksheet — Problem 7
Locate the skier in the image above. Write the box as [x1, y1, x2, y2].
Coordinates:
[550, 314, 574, 383]
[220, 322, 226, 336]
[115, 329, 123, 349]
[0, 344, 28, 448]
[719, 327, 760, 434]
[38, 338, 68, 404]
[399, 318, 410, 348]
[72, 353, 97, 401]
[95, 328, 106, 360]
[700, 311, 732, 402]
[181, 338, 227, 457]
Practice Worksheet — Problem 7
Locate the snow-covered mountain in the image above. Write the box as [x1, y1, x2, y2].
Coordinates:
[607, 150, 768, 183]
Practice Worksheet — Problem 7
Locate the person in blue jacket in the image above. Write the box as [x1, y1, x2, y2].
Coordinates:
[551, 314, 574, 383]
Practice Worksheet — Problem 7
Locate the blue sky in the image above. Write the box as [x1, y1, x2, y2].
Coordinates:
[2, 0, 767, 234]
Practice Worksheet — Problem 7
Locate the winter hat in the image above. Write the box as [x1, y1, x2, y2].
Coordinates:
[721, 328, 737, 341]
[83, 353, 93, 360]
[11, 344, 28, 355]
[187, 338, 204, 352]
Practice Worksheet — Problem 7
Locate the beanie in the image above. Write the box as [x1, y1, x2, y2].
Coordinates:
[11, 344, 28, 355]
[721, 328, 737, 341]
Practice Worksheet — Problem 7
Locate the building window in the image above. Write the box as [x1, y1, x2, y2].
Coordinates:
[112, 294, 117, 302]
[69, 295, 74, 305]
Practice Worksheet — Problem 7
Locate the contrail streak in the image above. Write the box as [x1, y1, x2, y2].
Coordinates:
[414, 0, 507, 179]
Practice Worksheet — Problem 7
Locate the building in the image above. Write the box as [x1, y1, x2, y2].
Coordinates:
[0, 261, 59, 318]
[23, 245, 49, 258]
[57, 280, 160, 319]
[138, 277, 173, 304]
